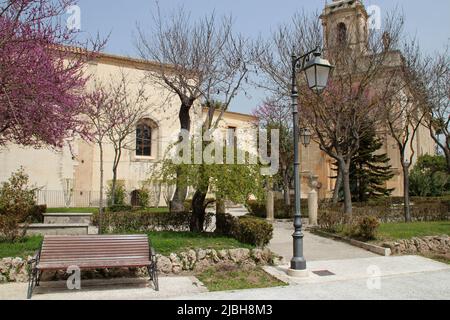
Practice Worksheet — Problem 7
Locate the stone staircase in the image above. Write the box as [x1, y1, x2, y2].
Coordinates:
[225, 204, 249, 217]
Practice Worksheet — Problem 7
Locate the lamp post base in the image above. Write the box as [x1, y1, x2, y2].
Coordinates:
[287, 268, 310, 278]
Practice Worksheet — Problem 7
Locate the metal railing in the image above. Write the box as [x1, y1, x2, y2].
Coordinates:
[35, 190, 107, 208]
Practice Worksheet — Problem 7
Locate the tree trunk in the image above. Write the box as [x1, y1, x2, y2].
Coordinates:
[444, 147, 450, 174]
[283, 170, 291, 206]
[111, 165, 118, 206]
[98, 144, 104, 234]
[340, 159, 353, 214]
[191, 190, 207, 232]
[216, 197, 226, 215]
[111, 145, 122, 206]
[332, 164, 343, 204]
[403, 164, 412, 222]
[171, 102, 193, 213]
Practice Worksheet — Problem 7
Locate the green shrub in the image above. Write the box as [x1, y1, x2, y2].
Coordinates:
[410, 155, 449, 197]
[137, 189, 150, 208]
[106, 181, 127, 207]
[0, 168, 37, 241]
[246, 200, 266, 217]
[215, 213, 238, 236]
[215, 213, 273, 247]
[26, 205, 47, 223]
[346, 216, 380, 241]
[234, 216, 273, 247]
[247, 199, 307, 220]
[318, 209, 345, 233]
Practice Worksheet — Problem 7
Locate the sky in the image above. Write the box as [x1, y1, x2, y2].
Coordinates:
[74, 0, 450, 114]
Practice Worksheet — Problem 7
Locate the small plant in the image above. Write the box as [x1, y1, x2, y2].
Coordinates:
[137, 189, 150, 208]
[318, 209, 344, 233]
[106, 181, 127, 207]
[26, 205, 47, 223]
[346, 216, 380, 241]
[0, 168, 37, 241]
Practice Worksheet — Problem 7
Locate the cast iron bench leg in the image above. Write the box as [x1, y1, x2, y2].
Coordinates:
[27, 267, 37, 300]
[149, 248, 159, 291]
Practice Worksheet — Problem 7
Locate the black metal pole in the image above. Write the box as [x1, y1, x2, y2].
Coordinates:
[291, 53, 307, 271]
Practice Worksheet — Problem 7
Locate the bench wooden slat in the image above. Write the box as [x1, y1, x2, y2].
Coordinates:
[38, 260, 151, 270]
[27, 234, 159, 299]
[41, 248, 149, 254]
[37, 235, 152, 271]
[42, 236, 148, 240]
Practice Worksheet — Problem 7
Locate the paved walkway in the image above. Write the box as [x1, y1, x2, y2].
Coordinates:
[174, 255, 450, 300]
[0, 277, 207, 300]
[269, 221, 377, 262]
[1, 256, 448, 300]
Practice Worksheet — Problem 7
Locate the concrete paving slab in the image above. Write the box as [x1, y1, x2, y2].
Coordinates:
[172, 269, 450, 300]
[263, 255, 450, 285]
[0, 276, 207, 300]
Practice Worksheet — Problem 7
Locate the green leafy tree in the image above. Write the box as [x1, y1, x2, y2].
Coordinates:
[152, 144, 266, 232]
[0, 168, 37, 241]
[410, 155, 449, 197]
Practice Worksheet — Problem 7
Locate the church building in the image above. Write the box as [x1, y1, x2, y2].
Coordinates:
[299, 0, 435, 199]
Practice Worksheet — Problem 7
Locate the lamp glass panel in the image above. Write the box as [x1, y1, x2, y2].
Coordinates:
[316, 64, 331, 89]
[305, 65, 317, 90]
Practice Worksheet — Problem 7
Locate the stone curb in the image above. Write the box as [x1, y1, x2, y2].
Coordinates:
[311, 229, 391, 257]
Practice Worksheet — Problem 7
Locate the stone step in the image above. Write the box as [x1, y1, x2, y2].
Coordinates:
[22, 223, 89, 236]
[43, 213, 93, 225]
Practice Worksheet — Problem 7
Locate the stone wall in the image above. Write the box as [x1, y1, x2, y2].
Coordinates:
[0, 248, 284, 283]
[381, 236, 450, 256]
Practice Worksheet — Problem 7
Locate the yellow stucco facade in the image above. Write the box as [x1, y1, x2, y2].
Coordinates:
[0, 52, 258, 207]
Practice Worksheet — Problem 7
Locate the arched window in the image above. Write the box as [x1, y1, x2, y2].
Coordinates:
[337, 22, 347, 45]
[136, 122, 152, 157]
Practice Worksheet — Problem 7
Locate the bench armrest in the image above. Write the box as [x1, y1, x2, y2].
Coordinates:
[150, 247, 156, 257]
[28, 250, 41, 265]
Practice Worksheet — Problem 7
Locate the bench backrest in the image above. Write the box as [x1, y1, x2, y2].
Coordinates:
[39, 235, 150, 264]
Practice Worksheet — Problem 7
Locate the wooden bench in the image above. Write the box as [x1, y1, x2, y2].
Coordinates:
[27, 234, 158, 299]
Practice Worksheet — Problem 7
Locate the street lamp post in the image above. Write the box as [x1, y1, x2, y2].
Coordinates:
[289, 47, 332, 275]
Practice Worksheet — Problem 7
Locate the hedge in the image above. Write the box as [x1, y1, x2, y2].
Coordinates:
[216, 213, 273, 247]
[93, 210, 214, 233]
[246, 199, 309, 220]
[318, 198, 450, 224]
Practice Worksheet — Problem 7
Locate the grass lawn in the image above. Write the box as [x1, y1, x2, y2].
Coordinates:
[0, 236, 43, 259]
[376, 221, 450, 241]
[148, 232, 253, 256]
[1, 232, 251, 258]
[196, 265, 286, 292]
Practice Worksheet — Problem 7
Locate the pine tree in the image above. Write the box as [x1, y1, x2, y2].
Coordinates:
[350, 128, 395, 202]
[334, 127, 395, 202]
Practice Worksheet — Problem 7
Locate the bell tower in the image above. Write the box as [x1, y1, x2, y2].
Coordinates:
[320, 0, 369, 53]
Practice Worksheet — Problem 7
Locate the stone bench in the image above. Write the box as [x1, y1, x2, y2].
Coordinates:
[43, 212, 93, 225]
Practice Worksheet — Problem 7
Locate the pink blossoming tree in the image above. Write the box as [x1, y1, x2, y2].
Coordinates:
[0, 0, 103, 148]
